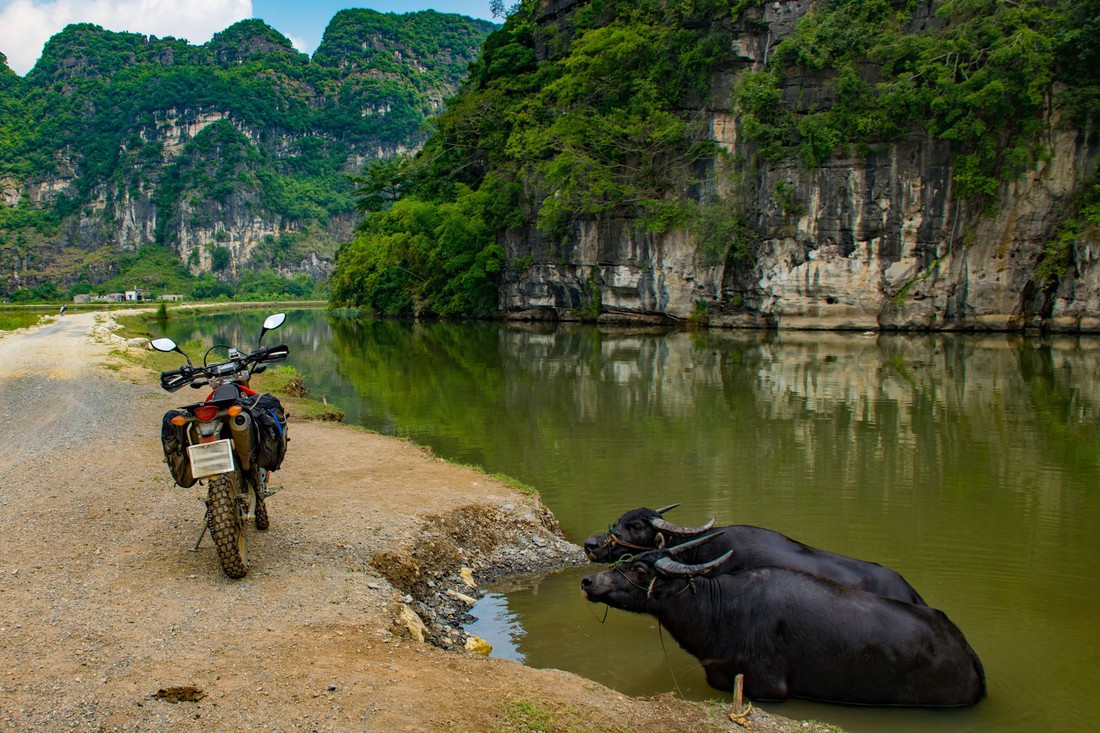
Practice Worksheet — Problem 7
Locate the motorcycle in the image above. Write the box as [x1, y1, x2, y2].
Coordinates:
[152, 312, 290, 578]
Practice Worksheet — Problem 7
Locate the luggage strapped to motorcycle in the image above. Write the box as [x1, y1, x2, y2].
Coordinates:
[251, 393, 288, 471]
[161, 409, 198, 487]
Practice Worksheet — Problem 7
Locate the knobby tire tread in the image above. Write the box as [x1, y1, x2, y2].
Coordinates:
[253, 484, 269, 531]
[207, 472, 248, 578]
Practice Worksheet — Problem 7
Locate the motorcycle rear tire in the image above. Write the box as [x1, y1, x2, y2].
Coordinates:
[207, 472, 248, 578]
[253, 483, 269, 531]
[249, 465, 269, 531]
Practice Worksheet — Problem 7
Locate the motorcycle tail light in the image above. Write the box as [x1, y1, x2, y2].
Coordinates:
[194, 405, 219, 421]
[170, 415, 188, 426]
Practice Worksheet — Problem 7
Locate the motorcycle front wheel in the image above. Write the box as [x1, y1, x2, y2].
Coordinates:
[207, 471, 249, 578]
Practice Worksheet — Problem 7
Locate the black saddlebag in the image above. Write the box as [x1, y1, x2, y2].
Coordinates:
[161, 410, 197, 488]
[252, 393, 288, 471]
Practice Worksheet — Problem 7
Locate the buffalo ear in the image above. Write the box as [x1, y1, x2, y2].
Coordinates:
[655, 532, 666, 548]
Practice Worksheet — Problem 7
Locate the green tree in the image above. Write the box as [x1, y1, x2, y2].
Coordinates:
[190, 273, 234, 299]
[352, 155, 409, 214]
[330, 185, 503, 316]
[210, 246, 231, 271]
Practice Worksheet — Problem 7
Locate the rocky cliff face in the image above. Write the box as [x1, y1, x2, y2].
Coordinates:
[0, 12, 493, 294]
[732, 120, 1099, 332]
[500, 0, 1100, 332]
[111, 109, 363, 280]
[13, 107, 362, 285]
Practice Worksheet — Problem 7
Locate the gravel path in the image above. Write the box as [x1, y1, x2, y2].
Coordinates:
[0, 313, 145, 469]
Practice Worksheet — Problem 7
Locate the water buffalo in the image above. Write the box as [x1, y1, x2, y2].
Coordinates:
[584, 505, 927, 605]
[580, 545, 986, 707]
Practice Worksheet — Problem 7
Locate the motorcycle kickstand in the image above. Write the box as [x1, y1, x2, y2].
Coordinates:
[192, 506, 210, 551]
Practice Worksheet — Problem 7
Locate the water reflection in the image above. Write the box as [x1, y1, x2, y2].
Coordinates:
[152, 311, 1100, 733]
[463, 592, 525, 664]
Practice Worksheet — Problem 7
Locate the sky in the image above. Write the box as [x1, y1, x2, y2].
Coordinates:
[0, 0, 499, 76]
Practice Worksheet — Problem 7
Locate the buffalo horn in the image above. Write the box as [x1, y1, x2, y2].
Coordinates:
[655, 549, 733, 577]
[655, 503, 680, 515]
[649, 515, 716, 535]
[666, 531, 723, 554]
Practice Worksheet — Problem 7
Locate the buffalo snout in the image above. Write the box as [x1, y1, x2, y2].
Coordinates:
[583, 535, 608, 562]
[580, 572, 606, 601]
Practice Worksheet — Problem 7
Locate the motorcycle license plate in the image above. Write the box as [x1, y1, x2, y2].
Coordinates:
[187, 439, 235, 478]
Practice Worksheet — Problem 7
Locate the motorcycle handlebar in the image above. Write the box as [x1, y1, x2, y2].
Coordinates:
[159, 345, 290, 391]
[252, 344, 290, 363]
[160, 370, 189, 392]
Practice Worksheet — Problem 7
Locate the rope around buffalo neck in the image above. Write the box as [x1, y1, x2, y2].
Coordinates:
[604, 533, 655, 551]
[657, 620, 687, 699]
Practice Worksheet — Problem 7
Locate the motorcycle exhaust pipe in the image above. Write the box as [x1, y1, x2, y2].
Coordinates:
[229, 410, 254, 470]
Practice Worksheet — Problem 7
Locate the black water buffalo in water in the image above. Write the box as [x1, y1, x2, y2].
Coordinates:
[580, 545, 986, 707]
[583, 505, 927, 605]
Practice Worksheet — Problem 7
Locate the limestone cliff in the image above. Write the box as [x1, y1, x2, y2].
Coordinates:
[0, 12, 494, 295]
[499, 0, 1100, 332]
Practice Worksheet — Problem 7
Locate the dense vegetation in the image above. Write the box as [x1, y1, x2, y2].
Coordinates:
[330, 0, 1100, 318]
[0, 10, 494, 302]
[738, 0, 1100, 195]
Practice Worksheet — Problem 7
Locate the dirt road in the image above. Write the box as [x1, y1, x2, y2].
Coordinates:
[0, 313, 805, 732]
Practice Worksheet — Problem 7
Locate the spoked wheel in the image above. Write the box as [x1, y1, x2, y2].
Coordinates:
[207, 472, 249, 578]
[253, 468, 270, 531]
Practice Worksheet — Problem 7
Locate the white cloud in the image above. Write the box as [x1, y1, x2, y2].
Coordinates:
[285, 33, 308, 55]
[0, 0, 253, 75]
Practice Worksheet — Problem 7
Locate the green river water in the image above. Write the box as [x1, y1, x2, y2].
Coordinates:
[154, 309, 1100, 733]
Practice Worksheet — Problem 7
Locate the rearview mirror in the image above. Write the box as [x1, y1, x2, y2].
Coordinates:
[263, 313, 286, 331]
[259, 312, 286, 344]
[151, 337, 178, 353]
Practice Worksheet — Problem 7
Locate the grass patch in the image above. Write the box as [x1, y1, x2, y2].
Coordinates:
[486, 471, 538, 496]
[99, 335, 202, 388]
[253, 364, 308, 396]
[111, 312, 157, 341]
[459, 466, 538, 496]
[0, 310, 47, 331]
[252, 366, 346, 422]
[495, 697, 626, 733]
[102, 351, 126, 371]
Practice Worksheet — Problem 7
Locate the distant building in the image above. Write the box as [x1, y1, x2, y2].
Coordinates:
[124, 290, 152, 302]
[158, 294, 185, 301]
[73, 294, 92, 304]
